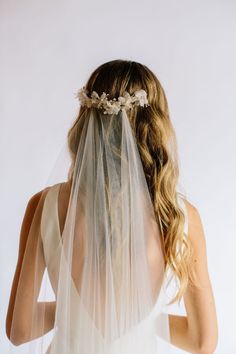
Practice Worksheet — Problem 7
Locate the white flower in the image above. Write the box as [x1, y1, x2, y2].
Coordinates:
[118, 92, 133, 110]
[103, 100, 121, 115]
[133, 89, 148, 107]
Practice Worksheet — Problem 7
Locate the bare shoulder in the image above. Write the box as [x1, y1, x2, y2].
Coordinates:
[25, 186, 51, 214]
[181, 198, 205, 241]
[181, 198, 211, 288]
[180, 197, 210, 275]
[182, 198, 199, 218]
[25, 181, 71, 217]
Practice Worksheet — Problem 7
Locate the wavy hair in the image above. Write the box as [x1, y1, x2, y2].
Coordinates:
[67, 59, 194, 304]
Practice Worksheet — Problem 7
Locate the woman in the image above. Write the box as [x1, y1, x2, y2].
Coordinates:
[6, 59, 218, 354]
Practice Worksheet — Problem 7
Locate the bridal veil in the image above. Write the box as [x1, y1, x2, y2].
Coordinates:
[8, 92, 173, 353]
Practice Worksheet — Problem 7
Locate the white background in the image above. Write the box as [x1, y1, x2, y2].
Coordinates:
[1, 0, 236, 352]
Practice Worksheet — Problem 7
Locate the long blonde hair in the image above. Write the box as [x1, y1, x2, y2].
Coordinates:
[67, 59, 194, 304]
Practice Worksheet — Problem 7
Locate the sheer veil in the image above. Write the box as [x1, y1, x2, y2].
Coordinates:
[8, 104, 172, 353]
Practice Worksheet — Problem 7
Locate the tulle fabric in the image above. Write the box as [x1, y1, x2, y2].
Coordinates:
[8, 108, 172, 353]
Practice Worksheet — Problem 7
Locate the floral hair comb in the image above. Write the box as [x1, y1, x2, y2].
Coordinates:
[75, 87, 149, 115]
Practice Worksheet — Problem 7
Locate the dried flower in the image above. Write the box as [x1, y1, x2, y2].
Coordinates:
[75, 87, 149, 115]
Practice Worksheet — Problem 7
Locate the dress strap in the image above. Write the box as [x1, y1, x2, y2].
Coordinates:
[40, 183, 61, 258]
[40, 183, 62, 294]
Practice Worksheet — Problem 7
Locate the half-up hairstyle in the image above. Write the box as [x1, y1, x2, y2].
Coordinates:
[67, 59, 194, 304]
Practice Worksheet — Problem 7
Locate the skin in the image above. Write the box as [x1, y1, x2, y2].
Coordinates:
[6, 188, 53, 345]
[168, 200, 218, 354]
[6, 183, 218, 353]
[6, 182, 70, 346]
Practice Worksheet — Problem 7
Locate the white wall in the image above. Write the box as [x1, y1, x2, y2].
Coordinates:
[1, 0, 235, 352]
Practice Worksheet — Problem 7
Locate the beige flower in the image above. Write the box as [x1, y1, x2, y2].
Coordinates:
[133, 89, 148, 107]
[76, 87, 149, 115]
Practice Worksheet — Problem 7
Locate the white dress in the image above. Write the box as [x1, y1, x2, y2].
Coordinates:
[40, 183, 188, 354]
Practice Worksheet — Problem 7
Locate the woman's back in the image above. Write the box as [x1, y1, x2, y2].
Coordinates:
[40, 182, 188, 353]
